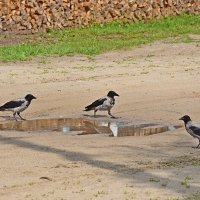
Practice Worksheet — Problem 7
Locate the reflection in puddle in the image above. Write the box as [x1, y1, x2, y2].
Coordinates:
[62, 126, 71, 133]
[109, 122, 119, 137]
[0, 118, 182, 137]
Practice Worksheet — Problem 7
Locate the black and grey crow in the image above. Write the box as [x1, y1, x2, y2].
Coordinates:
[179, 115, 200, 148]
[0, 94, 36, 121]
[84, 91, 119, 118]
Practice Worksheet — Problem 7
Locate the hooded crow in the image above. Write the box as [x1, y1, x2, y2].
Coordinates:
[84, 91, 119, 118]
[179, 115, 200, 148]
[0, 94, 36, 121]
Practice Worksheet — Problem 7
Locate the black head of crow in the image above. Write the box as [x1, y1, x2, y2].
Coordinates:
[25, 94, 37, 102]
[107, 91, 119, 98]
[179, 115, 191, 124]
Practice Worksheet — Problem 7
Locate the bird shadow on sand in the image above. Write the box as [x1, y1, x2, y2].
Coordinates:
[82, 114, 111, 119]
[0, 115, 15, 121]
[83, 114, 120, 119]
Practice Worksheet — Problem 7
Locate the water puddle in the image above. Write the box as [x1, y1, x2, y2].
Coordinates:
[98, 121, 182, 137]
[0, 118, 182, 137]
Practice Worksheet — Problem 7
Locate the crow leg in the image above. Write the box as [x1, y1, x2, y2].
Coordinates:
[13, 112, 17, 121]
[17, 112, 25, 120]
[108, 110, 116, 119]
[196, 139, 200, 148]
[94, 110, 97, 118]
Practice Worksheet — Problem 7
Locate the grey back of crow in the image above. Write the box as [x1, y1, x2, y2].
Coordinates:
[0, 100, 25, 111]
[84, 98, 107, 111]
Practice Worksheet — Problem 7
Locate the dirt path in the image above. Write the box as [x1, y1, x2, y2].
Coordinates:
[0, 40, 200, 199]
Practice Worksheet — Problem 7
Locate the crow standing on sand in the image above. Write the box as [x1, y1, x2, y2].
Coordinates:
[0, 94, 36, 121]
[84, 91, 119, 118]
[179, 115, 200, 148]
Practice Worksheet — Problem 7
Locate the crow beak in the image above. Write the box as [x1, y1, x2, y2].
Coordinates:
[33, 96, 37, 99]
[179, 117, 183, 120]
[115, 93, 119, 97]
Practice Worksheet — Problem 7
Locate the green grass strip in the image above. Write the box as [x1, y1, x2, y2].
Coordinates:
[0, 14, 200, 61]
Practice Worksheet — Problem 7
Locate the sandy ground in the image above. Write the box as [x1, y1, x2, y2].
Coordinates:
[0, 38, 200, 199]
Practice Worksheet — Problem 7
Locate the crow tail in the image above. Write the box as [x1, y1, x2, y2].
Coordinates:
[84, 108, 90, 111]
[0, 106, 5, 111]
[84, 105, 93, 111]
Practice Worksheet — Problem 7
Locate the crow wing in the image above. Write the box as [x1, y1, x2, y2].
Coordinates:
[85, 98, 107, 111]
[189, 125, 200, 136]
[0, 100, 25, 110]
